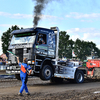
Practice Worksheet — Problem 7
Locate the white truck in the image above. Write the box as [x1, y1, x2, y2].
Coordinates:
[6, 27, 86, 83]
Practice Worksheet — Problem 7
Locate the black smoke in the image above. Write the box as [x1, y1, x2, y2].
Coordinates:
[33, 0, 48, 27]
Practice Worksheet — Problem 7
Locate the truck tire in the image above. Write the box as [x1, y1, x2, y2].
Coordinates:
[50, 77, 63, 84]
[40, 65, 53, 80]
[75, 70, 84, 83]
[15, 74, 21, 80]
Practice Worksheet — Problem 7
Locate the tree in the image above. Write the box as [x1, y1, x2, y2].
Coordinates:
[74, 39, 100, 61]
[58, 31, 74, 58]
[1, 25, 22, 54]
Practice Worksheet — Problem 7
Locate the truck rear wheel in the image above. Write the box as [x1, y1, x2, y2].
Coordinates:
[50, 77, 63, 84]
[75, 70, 84, 83]
[40, 65, 53, 80]
[15, 74, 21, 80]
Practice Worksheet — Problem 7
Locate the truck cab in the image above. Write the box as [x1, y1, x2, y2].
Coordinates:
[6, 27, 59, 80]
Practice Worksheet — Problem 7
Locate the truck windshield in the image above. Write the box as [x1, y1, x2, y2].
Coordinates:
[10, 33, 36, 45]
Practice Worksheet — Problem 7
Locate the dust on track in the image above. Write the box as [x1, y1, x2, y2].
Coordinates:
[0, 78, 100, 100]
[1, 70, 100, 100]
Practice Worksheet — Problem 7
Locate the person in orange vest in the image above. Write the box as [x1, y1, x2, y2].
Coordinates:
[17, 57, 32, 96]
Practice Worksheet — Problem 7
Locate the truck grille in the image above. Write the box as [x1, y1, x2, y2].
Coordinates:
[8, 48, 32, 63]
[8, 49, 12, 60]
[15, 49, 23, 62]
[8, 49, 16, 63]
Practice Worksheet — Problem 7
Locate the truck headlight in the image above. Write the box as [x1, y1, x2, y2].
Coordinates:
[27, 61, 32, 64]
[27, 60, 35, 64]
[7, 67, 10, 70]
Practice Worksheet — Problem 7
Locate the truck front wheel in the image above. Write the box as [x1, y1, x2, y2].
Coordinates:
[75, 70, 84, 83]
[40, 65, 53, 80]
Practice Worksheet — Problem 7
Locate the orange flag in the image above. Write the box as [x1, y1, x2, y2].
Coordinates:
[21, 64, 26, 73]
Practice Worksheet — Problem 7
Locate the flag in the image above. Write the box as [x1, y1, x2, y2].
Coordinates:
[72, 50, 76, 57]
[7, 50, 17, 57]
[21, 64, 26, 73]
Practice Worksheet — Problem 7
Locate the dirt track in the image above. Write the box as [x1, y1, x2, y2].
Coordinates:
[1, 77, 100, 100]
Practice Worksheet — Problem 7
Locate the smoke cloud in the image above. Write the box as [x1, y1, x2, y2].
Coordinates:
[33, 0, 49, 27]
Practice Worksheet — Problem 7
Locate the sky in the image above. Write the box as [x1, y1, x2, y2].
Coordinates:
[0, 0, 100, 55]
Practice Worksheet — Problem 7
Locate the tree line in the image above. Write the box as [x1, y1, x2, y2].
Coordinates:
[59, 31, 100, 60]
[1, 25, 100, 61]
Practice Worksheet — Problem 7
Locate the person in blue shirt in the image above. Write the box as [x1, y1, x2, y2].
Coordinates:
[17, 57, 32, 96]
